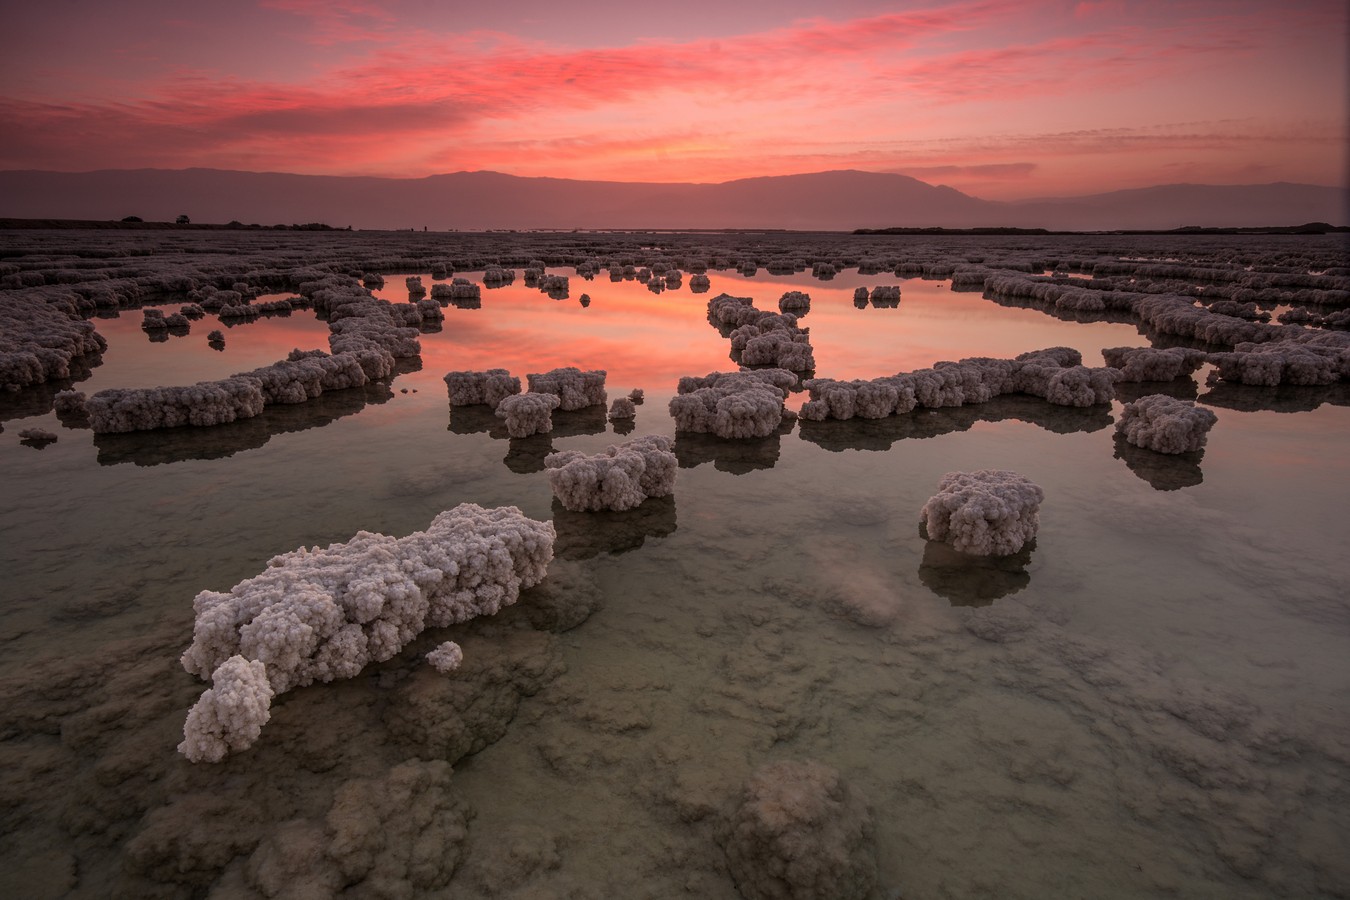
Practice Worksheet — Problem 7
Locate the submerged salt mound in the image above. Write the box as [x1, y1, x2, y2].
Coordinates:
[444, 368, 522, 407]
[178, 656, 274, 764]
[426, 641, 464, 674]
[495, 391, 560, 438]
[545, 434, 676, 512]
[921, 470, 1044, 556]
[1116, 394, 1218, 454]
[178, 503, 554, 761]
[1102, 346, 1209, 382]
[723, 759, 876, 900]
[669, 369, 795, 439]
[526, 367, 607, 411]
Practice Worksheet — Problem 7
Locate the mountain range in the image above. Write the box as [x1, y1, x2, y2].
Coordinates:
[1, 168, 1345, 232]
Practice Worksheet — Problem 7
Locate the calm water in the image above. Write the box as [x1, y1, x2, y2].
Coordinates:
[2, 259, 1348, 898]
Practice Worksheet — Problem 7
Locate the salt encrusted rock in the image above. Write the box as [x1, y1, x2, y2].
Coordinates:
[723, 760, 876, 900]
[178, 503, 554, 761]
[526, 367, 607, 410]
[426, 641, 464, 674]
[1102, 346, 1208, 382]
[669, 369, 794, 439]
[444, 368, 521, 407]
[495, 391, 560, 438]
[545, 435, 676, 512]
[1115, 394, 1218, 454]
[178, 656, 274, 764]
[920, 470, 1044, 556]
[608, 397, 636, 420]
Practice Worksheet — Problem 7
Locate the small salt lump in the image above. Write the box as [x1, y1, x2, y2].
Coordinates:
[920, 469, 1044, 556]
[426, 641, 464, 674]
[1115, 394, 1218, 454]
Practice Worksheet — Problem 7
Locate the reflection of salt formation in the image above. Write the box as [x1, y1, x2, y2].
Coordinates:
[918, 530, 1034, 606]
[778, 291, 811, 314]
[444, 368, 521, 407]
[706, 293, 815, 372]
[495, 392, 560, 438]
[670, 368, 796, 439]
[94, 382, 394, 466]
[1116, 394, 1217, 454]
[1114, 377, 1199, 404]
[526, 367, 607, 411]
[921, 470, 1044, 556]
[797, 394, 1112, 452]
[723, 759, 876, 900]
[1112, 434, 1205, 491]
[1199, 380, 1350, 414]
[1101, 346, 1208, 382]
[0, 286, 108, 391]
[178, 504, 555, 761]
[545, 435, 676, 512]
[673, 426, 786, 474]
[800, 348, 1118, 424]
[551, 494, 678, 560]
[18, 427, 58, 446]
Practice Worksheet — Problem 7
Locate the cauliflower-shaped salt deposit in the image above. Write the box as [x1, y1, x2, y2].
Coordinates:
[608, 396, 636, 420]
[1115, 394, 1218, 454]
[545, 435, 676, 512]
[426, 641, 464, 674]
[526, 367, 607, 410]
[178, 656, 274, 763]
[920, 470, 1044, 556]
[444, 368, 521, 407]
[495, 391, 560, 438]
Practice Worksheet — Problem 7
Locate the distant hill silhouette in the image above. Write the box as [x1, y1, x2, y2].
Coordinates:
[0, 168, 1344, 231]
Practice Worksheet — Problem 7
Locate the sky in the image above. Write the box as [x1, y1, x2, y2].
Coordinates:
[0, 0, 1345, 199]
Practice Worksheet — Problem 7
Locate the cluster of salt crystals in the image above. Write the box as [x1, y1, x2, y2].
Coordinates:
[799, 347, 1118, 423]
[495, 391, 561, 438]
[178, 503, 554, 762]
[426, 641, 464, 673]
[706, 293, 815, 373]
[669, 368, 797, 439]
[0, 286, 108, 391]
[444, 368, 522, 407]
[1116, 394, 1218, 454]
[544, 435, 677, 512]
[526, 366, 607, 411]
[608, 396, 636, 420]
[1207, 337, 1347, 387]
[1101, 346, 1209, 382]
[920, 470, 1044, 556]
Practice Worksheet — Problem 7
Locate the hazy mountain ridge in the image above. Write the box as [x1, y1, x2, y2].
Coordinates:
[0, 168, 1344, 231]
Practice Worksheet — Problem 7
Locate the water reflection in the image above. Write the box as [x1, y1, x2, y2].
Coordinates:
[918, 530, 1035, 606]
[798, 395, 1113, 452]
[94, 382, 393, 466]
[0, 358, 100, 425]
[673, 424, 791, 474]
[551, 495, 678, 560]
[1200, 381, 1350, 414]
[1114, 378, 1199, 403]
[503, 435, 553, 474]
[1111, 434, 1205, 491]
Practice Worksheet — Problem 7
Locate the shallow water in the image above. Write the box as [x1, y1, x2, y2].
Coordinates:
[2, 238, 1348, 899]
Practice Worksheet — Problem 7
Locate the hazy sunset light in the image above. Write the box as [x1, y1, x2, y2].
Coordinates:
[2, 0, 1345, 198]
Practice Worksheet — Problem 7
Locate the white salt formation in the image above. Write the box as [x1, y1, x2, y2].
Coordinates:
[178, 656, 274, 764]
[178, 503, 554, 761]
[669, 369, 795, 439]
[1101, 346, 1208, 382]
[426, 641, 464, 674]
[690, 274, 711, 292]
[921, 470, 1044, 556]
[495, 391, 560, 438]
[526, 367, 607, 410]
[778, 291, 811, 313]
[1207, 337, 1347, 387]
[449, 278, 481, 301]
[707, 294, 816, 372]
[444, 368, 521, 407]
[53, 389, 87, 417]
[723, 760, 876, 900]
[628, 388, 644, 403]
[0, 287, 108, 391]
[608, 397, 636, 420]
[545, 435, 677, 512]
[1115, 394, 1218, 454]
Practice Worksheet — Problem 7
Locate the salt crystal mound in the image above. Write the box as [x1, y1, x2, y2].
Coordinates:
[444, 368, 522, 407]
[426, 641, 464, 674]
[0, 287, 108, 391]
[178, 503, 554, 761]
[799, 348, 1118, 422]
[544, 434, 677, 512]
[1101, 346, 1208, 382]
[495, 391, 560, 438]
[1115, 394, 1218, 454]
[178, 655, 274, 764]
[707, 293, 816, 373]
[778, 290, 811, 314]
[723, 759, 876, 900]
[628, 388, 644, 403]
[920, 470, 1044, 556]
[670, 369, 796, 439]
[608, 396, 636, 420]
[1207, 334, 1349, 387]
[526, 366, 608, 411]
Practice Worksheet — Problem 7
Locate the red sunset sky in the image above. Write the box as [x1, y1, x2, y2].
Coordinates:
[1, 0, 1345, 199]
